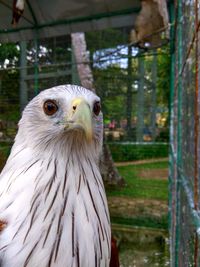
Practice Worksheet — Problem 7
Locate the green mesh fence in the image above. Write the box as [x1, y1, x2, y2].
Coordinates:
[0, 16, 171, 267]
[170, 0, 200, 266]
[0, 27, 170, 145]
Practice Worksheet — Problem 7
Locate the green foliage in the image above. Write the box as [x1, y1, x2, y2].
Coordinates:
[0, 143, 11, 156]
[86, 28, 128, 52]
[157, 47, 170, 108]
[86, 28, 170, 134]
[111, 215, 168, 229]
[0, 43, 19, 66]
[0, 43, 20, 122]
[93, 66, 127, 122]
[108, 143, 169, 162]
[0, 69, 20, 121]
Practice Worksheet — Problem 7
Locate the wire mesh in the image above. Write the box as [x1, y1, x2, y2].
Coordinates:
[170, 0, 200, 266]
[0, 18, 170, 267]
[0, 27, 170, 145]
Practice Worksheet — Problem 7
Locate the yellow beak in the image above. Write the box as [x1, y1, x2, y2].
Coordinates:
[66, 98, 93, 142]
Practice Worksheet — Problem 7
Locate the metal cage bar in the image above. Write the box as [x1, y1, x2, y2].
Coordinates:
[170, 0, 200, 265]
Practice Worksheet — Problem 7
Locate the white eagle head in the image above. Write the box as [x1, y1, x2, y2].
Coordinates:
[16, 85, 103, 157]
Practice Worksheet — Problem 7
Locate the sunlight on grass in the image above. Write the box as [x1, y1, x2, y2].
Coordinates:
[107, 161, 168, 201]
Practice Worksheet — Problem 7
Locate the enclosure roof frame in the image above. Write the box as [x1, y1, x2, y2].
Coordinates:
[0, 0, 141, 43]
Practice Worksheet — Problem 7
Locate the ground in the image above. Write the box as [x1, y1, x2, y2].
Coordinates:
[108, 159, 169, 266]
[107, 159, 168, 229]
[108, 197, 167, 220]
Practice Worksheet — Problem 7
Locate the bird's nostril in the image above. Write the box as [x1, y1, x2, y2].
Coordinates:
[73, 106, 76, 111]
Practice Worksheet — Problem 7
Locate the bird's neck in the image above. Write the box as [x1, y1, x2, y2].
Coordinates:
[0, 142, 110, 267]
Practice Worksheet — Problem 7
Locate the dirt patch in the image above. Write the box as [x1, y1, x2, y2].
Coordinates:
[137, 168, 168, 180]
[115, 157, 168, 167]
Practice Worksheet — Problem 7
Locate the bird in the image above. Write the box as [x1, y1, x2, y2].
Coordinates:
[0, 85, 111, 267]
[12, 0, 25, 26]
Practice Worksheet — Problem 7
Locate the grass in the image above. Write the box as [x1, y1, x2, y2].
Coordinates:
[107, 161, 168, 201]
[107, 160, 169, 229]
[0, 143, 11, 155]
[111, 215, 168, 229]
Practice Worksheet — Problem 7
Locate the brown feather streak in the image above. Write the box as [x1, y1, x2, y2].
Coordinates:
[86, 158, 99, 185]
[43, 160, 58, 201]
[54, 224, 63, 262]
[30, 192, 40, 213]
[95, 248, 98, 267]
[11, 146, 25, 159]
[44, 184, 60, 220]
[83, 199, 89, 222]
[62, 168, 68, 197]
[77, 174, 81, 194]
[12, 218, 26, 240]
[98, 189, 110, 224]
[0, 244, 8, 252]
[44, 177, 54, 202]
[72, 211, 75, 257]
[46, 158, 52, 171]
[98, 226, 103, 259]
[42, 213, 56, 248]
[3, 201, 13, 211]
[104, 225, 110, 252]
[23, 203, 39, 244]
[87, 158, 110, 223]
[86, 181, 105, 240]
[76, 244, 80, 267]
[80, 164, 86, 184]
[23, 239, 40, 267]
[23, 159, 40, 174]
[61, 190, 69, 217]
[47, 238, 57, 267]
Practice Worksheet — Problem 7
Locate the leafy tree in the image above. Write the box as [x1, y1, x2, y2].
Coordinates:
[0, 43, 20, 123]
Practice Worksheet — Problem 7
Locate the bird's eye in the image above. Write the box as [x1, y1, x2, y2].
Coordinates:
[93, 101, 101, 116]
[43, 100, 58, 116]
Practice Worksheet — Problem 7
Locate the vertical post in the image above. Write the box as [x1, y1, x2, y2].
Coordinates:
[126, 45, 133, 139]
[169, 0, 175, 265]
[71, 46, 81, 85]
[53, 37, 57, 86]
[19, 40, 28, 112]
[136, 54, 145, 142]
[0, 78, 2, 94]
[175, 0, 183, 265]
[194, 0, 199, 265]
[151, 52, 157, 141]
[34, 33, 39, 95]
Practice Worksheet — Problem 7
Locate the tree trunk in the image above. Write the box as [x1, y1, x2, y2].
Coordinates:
[71, 33, 94, 92]
[71, 32, 123, 185]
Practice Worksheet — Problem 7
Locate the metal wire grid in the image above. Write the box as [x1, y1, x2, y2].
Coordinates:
[0, 28, 169, 143]
[170, 0, 200, 266]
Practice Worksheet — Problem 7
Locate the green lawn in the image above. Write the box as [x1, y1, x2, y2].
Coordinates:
[0, 145, 11, 156]
[107, 161, 168, 201]
[111, 215, 168, 229]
